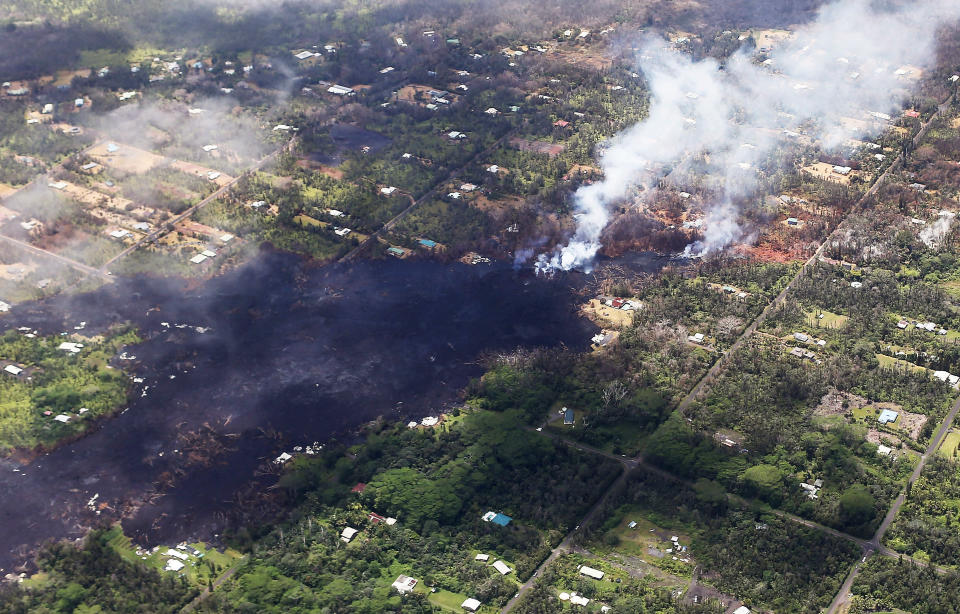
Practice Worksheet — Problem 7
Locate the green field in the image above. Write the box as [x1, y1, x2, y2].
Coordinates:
[103, 525, 244, 588]
[940, 431, 960, 458]
[589, 506, 695, 578]
[428, 589, 474, 612]
[875, 353, 930, 375]
[805, 309, 849, 329]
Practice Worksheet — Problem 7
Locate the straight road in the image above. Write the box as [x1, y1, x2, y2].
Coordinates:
[500, 468, 628, 614]
[0, 233, 112, 281]
[178, 556, 247, 614]
[101, 144, 289, 272]
[679, 93, 954, 417]
[0, 138, 116, 282]
[827, 378, 960, 613]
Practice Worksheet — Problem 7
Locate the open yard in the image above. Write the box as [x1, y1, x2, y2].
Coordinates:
[169, 160, 234, 187]
[590, 506, 696, 578]
[581, 298, 635, 327]
[804, 308, 849, 329]
[939, 430, 960, 458]
[88, 141, 168, 174]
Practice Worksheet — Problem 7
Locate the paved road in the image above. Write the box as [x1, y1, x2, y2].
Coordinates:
[0, 139, 117, 282]
[500, 467, 628, 614]
[0, 233, 112, 281]
[677, 124, 914, 417]
[824, 95, 960, 614]
[101, 144, 290, 272]
[0, 136, 286, 282]
[499, 96, 959, 610]
[526, 425, 639, 470]
[827, 371, 960, 613]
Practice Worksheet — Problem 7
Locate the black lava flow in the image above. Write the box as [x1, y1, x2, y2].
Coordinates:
[0, 251, 671, 572]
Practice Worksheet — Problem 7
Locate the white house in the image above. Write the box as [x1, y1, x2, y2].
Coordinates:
[164, 559, 185, 572]
[461, 598, 481, 612]
[341, 527, 358, 543]
[391, 575, 417, 594]
[492, 560, 512, 575]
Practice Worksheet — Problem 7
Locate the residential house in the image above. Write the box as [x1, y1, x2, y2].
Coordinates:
[391, 575, 417, 594]
[878, 409, 899, 424]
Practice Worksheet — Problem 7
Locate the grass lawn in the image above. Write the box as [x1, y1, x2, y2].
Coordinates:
[547, 553, 639, 600]
[588, 506, 695, 578]
[939, 430, 960, 458]
[940, 279, 960, 300]
[876, 353, 930, 375]
[428, 589, 472, 612]
[804, 309, 849, 329]
[852, 405, 880, 422]
[20, 572, 51, 590]
[103, 525, 244, 588]
[294, 214, 328, 228]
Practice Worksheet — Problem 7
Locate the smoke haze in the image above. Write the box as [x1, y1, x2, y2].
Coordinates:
[538, 0, 960, 272]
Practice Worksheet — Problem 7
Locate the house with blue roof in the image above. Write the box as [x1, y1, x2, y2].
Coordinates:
[878, 409, 899, 424]
[481, 511, 512, 526]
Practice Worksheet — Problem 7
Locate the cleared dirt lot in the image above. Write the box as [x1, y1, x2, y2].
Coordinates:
[169, 160, 234, 187]
[88, 141, 168, 174]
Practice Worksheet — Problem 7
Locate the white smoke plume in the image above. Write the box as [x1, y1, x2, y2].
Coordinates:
[538, 0, 960, 272]
[920, 210, 956, 248]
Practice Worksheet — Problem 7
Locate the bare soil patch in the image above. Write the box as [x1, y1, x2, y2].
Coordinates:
[509, 137, 565, 157]
[89, 142, 168, 175]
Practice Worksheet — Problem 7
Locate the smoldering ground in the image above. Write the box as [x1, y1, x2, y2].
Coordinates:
[538, 0, 960, 272]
